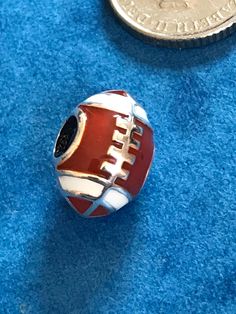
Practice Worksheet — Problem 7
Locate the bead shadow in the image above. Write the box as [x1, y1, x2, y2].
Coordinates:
[10, 86, 139, 311]
[102, 1, 236, 71]
[25, 193, 138, 312]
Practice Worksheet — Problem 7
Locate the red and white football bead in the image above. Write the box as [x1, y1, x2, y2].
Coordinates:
[53, 90, 154, 218]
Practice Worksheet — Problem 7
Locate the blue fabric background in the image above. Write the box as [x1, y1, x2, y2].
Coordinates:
[0, 1, 235, 313]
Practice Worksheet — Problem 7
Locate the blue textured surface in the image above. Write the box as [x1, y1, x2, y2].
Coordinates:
[0, 1, 236, 313]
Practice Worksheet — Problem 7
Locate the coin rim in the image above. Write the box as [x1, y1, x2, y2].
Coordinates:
[110, 0, 236, 42]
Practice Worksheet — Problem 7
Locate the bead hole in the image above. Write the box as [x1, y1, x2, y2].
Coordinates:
[54, 115, 78, 158]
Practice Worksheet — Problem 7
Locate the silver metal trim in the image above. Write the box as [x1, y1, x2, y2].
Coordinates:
[83, 186, 133, 218]
[54, 90, 154, 217]
[53, 108, 87, 166]
[100, 114, 140, 183]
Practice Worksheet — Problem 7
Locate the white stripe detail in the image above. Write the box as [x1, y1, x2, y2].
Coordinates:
[84, 93, 135, 115]
[134, 105, 149, 123]
[103, 189, 129, 210]
[84, 92, 150, 125]
[59, 176, 104, 198]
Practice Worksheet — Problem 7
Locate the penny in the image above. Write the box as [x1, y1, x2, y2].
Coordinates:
[109, 0, 236, 47]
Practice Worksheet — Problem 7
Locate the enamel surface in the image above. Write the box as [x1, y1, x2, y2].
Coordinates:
[103, 189, 129, 210]
[54, 90, 154, 218]
[59, 176, 104, 198]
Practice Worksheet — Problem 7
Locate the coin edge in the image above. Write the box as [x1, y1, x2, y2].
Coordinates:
[109, 0, 236, 47]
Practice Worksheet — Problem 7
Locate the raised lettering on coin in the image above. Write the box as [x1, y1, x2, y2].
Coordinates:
[110, 0, 236, 47]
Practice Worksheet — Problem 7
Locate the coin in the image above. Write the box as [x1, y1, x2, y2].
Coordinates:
[109, 0, 236, 47]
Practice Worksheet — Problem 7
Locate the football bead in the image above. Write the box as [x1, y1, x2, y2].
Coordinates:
[53, 90, 154, 218]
